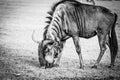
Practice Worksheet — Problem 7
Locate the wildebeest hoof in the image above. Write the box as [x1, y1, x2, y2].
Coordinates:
[79, 66, 84, 69]
[40, 66, 46, 69]
[108, 65, 114, 68]
[91, 65, 97, 68]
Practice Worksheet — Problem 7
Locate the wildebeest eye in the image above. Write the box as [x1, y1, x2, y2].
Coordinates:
[54, 52, 58, 58]
[48, 42, 54, 45]
[45, 48, 49, 52]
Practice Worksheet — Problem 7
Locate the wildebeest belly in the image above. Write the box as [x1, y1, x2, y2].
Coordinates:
[79, 30, 97, 39]
[79, 17, 98, 38]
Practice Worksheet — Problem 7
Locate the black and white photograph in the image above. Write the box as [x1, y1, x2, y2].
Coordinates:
[0, 0, 120, 79]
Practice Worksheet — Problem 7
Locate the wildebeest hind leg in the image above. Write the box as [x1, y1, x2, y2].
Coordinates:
[107, 34, 118, 68]
[92, 34, 107, 68]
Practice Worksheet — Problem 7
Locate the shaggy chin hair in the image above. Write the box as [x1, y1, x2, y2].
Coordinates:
[38, 42, 47, 67]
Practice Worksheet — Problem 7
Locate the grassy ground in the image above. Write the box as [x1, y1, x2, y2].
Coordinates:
[0, 0, 120, 79]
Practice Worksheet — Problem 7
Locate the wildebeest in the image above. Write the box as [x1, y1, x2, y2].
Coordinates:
[32, 0, 118, 69]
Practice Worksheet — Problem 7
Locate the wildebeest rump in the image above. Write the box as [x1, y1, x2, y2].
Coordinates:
[32, 0, 118, 69]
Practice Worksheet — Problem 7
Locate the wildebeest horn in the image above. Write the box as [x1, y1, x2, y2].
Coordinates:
[32, 30, 40, 44]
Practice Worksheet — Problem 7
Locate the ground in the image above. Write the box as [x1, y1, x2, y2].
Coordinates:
[0, 0, 120, 80]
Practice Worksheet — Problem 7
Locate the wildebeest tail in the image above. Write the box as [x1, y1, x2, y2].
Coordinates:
[111, 13, 118, 52]
[109, 13, 118, 64]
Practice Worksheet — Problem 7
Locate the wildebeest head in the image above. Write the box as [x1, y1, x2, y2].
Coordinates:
[40, 39, 61, 67]
[36, 39, 55, 68]
[32, 39, 54, 68]
[32, 32, 60, 68]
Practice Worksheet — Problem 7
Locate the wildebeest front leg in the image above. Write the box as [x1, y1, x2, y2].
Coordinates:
[54, 41, 66, 67]
[72, 36, 84, 69]
[54, 53, 62, 67]
[92, 34, 107, 68]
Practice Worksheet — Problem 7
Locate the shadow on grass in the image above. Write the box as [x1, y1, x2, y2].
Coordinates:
[54, 76, 120, 80]
[23, 57, 40, 68]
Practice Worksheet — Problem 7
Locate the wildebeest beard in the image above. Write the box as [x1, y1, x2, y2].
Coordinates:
[38, 40, 60, 68]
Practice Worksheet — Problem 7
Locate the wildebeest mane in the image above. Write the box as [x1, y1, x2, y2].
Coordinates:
[43, 0, 80, 39]
[43, 0, 112, 40]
